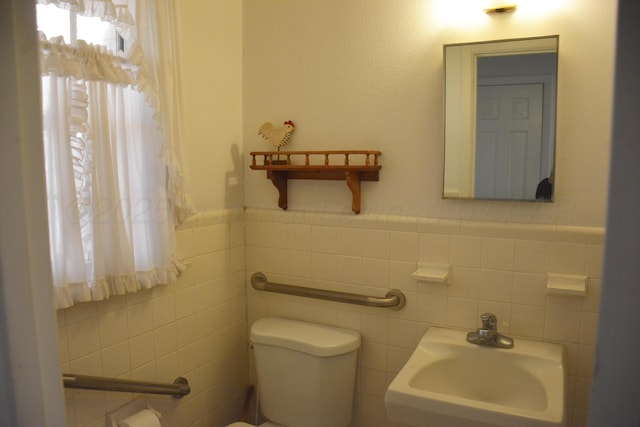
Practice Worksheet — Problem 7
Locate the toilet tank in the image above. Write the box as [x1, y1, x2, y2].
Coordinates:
[250, 317, 361, 427]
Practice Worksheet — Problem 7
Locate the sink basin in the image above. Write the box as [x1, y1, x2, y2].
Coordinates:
[384, 327, 565, 427]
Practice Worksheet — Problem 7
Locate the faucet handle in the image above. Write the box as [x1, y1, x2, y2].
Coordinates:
[480, 312, 497, 330]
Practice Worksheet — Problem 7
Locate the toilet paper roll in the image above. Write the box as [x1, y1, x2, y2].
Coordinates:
[118, 409, 161, 427]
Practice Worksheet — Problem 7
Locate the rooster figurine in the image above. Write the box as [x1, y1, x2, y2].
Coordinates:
[258, 120, 295, 152]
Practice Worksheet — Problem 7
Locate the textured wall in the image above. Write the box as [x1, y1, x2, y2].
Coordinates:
[177, 0, 244, 211]
[242, 0, 616, 227]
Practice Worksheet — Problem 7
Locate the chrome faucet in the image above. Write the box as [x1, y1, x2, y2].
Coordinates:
[466, 313, 514, 349]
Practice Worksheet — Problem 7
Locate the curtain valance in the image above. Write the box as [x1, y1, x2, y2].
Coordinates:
[39, 33, 138, 85]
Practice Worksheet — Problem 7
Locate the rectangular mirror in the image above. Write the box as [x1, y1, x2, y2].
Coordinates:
[443, 36, 558, 201]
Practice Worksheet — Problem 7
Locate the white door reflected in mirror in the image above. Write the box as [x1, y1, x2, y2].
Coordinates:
[443, 36, 558, 202]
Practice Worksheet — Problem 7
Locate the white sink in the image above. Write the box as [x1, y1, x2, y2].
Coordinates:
[384, 327, 565, 427]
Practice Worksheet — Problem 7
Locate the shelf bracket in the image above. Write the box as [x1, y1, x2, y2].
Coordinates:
[344, 171, 362, 214]
[268, 170, 288, 210]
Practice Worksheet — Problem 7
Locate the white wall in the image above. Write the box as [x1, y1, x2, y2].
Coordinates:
[241, 2, 616, 426]
[57, 2, 248, 426]
[243, 0, 616, 227]
[245, 210, 603, 427]
[58, 211, 248, 427]
[41, 0, 618, 425]
[176, 1, 244, 211]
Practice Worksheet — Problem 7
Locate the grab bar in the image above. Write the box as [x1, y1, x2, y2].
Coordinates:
[250, 272, 406, 310]
[62, 374, 190, 398]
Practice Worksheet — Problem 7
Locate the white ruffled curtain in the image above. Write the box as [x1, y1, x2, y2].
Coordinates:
[38, 0, 195, 308]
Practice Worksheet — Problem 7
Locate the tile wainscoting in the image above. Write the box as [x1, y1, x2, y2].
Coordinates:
[55, 207, 602, 427]
[245, 208, 603, 427]
[57, 209, 248, 427]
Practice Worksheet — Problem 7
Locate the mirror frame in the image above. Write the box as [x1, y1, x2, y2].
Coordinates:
[443, 35, 559, 201]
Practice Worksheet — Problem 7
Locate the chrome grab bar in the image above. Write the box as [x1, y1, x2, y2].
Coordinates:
[250, 272, 406, 310]
[62, 374, 190, 398]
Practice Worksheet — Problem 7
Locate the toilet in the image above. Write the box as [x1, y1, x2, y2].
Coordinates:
[228, 317, 361, 427]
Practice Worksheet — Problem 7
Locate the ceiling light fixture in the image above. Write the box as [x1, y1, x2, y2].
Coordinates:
[484, 4, 517, 14]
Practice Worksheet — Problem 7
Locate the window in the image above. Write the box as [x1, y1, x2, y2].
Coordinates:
[36, 3, 122, 51]
[37, 0, 192, 309]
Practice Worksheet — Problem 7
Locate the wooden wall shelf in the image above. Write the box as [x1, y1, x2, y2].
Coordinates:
[249, 150, 382, 214]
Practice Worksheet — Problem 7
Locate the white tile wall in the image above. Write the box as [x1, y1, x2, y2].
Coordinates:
[57, 207, 602, 427]
[245, 208, 603, 427]
[57, 209, 248, 427]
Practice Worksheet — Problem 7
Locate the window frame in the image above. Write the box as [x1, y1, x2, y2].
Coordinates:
[36, 4, 124, 54]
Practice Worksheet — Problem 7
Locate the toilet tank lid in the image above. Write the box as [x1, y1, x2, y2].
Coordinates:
[250, 317, 361, 357]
